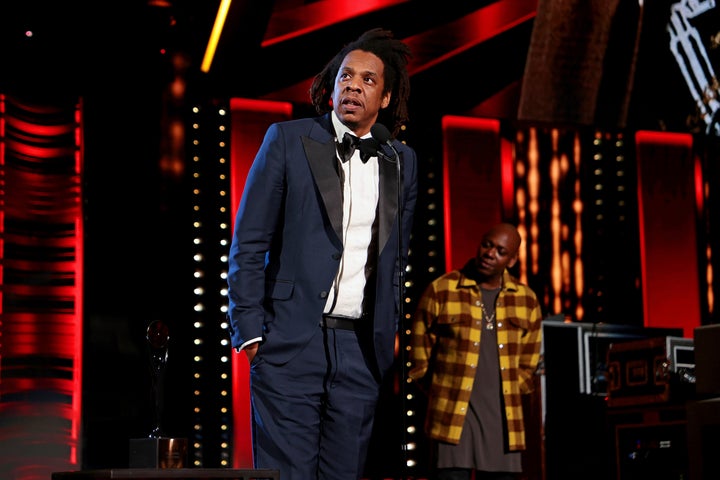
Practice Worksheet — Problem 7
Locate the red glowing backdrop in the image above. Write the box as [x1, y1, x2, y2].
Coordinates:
[1, 1, 719, 479]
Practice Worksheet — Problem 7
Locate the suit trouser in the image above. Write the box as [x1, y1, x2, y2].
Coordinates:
[249, 324, 380, 480]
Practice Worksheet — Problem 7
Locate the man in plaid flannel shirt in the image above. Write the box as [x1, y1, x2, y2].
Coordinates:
[409, 223, 543, 480]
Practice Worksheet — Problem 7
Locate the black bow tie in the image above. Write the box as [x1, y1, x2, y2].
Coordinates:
[337, 132, 375, 163]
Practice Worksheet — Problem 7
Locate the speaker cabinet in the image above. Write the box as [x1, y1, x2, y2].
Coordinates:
[694, 324, 720, 397]
[542, 320, 683, 480]
[687, 398, 720, 480]
[612, 406, 688, 480]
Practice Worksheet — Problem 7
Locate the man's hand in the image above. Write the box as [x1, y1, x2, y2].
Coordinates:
[244, 342, 259, 363]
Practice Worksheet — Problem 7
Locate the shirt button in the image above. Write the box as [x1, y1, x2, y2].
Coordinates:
[320, 291, 328, 299]
[497, 321, 503, 328]
[475, 300, 481, 306]
[470, 364, 476, 368]
[332, 253, 341, 260]
[460, 407, 466, 412]
[499, 344, 505, 349]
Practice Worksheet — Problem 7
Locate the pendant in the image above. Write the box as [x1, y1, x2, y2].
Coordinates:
[485, 322, 494, 330]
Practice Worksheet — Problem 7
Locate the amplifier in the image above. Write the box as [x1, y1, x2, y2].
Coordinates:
[665, 335, 695, 382]
[615, 421, 688, 480]
[606, 336, 694, 408]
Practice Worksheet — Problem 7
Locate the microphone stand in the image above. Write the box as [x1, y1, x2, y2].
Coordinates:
[370, 123, 409, 479]
[381, 141, 409, 480]
[394, 147, 409, 480]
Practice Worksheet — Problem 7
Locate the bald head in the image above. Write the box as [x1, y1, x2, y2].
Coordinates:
[486, 223, 521, 255]
[474, 223, 522, 286]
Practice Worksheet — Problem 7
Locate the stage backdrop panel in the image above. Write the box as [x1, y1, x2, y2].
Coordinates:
[442, 116, 512, 272]
[229, 98, 292, 468]
[635, 131, 701, 337]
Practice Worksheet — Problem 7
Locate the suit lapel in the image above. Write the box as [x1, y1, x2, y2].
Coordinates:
[377, 149, 399, 254]
[302, 116, 401, 253]
[303, 134, 344, 242]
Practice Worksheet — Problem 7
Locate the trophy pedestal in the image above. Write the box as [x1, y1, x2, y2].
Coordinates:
[129, 437, 188, 468]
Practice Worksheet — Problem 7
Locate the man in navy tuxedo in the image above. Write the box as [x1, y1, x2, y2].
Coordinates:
[226, 28, 417, 480]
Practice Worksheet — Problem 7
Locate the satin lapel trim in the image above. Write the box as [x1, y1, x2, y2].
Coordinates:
[377, 152, 399, 253]
[303, 136, 344, 242]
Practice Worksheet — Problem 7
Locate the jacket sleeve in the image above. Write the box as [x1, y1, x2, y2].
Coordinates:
[226, 122, 287, 349]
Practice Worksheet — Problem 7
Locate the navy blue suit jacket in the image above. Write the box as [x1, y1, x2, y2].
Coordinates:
[227, 113, 418, 379]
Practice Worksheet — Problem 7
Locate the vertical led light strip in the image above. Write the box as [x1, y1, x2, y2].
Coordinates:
[189, 103, 204, 466]
[395, 126, 422, 476]
[404, 129, 442, 477]
[189, 101, 233, 467]
[215, 106, 233, 468]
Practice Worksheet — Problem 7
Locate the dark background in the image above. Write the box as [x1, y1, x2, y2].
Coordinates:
[1, 1, 719, 479]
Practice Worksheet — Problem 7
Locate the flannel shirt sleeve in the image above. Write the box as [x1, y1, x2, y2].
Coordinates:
[517, 291, 543, 394]
[408, 281, 440, 393]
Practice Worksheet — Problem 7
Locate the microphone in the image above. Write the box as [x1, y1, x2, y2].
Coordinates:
[370, 123, 392, 144]
[370, 123, 399, 163]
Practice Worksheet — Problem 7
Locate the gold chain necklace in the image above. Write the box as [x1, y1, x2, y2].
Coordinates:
[480, 302, 496, 330]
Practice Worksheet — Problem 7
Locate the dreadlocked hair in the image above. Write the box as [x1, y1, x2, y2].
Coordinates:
[309, 28, 412, 138]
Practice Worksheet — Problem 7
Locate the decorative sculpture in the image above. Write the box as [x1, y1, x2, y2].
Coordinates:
[129, 320, 186, 468]
[146, 320, 170, 438]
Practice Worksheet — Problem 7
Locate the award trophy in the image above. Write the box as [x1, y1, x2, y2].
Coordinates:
[129, 320, 187, 468]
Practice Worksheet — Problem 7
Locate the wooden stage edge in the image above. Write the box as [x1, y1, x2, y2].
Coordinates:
[51, 468, 280, 480]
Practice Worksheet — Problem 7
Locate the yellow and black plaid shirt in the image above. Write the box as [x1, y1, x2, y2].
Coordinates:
[409, 266, 543, 450]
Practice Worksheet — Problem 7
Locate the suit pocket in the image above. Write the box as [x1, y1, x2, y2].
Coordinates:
[265, 279, 294, 300]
